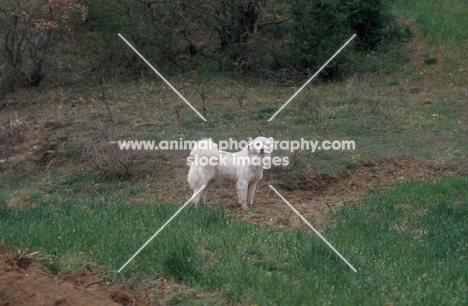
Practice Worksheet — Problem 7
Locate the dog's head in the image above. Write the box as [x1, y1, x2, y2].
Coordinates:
[249, 136, 274, 156]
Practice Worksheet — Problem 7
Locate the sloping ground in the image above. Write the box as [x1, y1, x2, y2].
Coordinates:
[0, 244, 190, 306]
[1, 14, 467, 306]
[0, 243, 137, 306]
[399, 17, 468, 88]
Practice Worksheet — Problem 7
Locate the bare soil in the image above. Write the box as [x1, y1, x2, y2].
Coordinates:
[0, 243, 132, 306]
[0, 243, 193, 306]
[152, 156, 462, 230]
[0, 157, 462, 306]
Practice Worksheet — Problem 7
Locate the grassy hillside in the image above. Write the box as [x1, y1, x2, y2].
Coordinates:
[1, 177, 467, 305]
[392, 0, 468, 46]
[7, 73, 468, 184]
[1, 0, 468, 305]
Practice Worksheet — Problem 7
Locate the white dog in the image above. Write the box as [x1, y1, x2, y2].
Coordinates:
[187, 137, 273, 209]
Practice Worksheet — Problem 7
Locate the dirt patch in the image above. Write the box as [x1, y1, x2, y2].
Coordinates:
[0, 244, 189, 306]
[151, 157, 460, 230]
[7, 197, 31, 209]
[245, 159, 459, 229]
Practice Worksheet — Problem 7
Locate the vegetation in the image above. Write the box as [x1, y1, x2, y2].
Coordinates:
[392, 0, 468, 46]
[3, 71, 465, 187]
[0, 0, 87, 91]
[0, 0, 409, 94]
[1, 177, 467, 304]
[1, 0, 468, 304]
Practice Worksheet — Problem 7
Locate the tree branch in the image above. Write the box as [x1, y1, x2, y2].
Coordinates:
[258, 17, 290, 28]
[179, 2, 209, 16]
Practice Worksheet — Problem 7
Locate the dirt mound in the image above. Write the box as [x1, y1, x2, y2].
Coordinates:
[0, 244, 147, 306]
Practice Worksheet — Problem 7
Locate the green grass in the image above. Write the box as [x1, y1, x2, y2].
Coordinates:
[4, 74, 466, 188]
[392, 0, 468, 46]
[1, 176, 467, 305]
[170, 79, 467, 181]
[2, 4, 467, 304]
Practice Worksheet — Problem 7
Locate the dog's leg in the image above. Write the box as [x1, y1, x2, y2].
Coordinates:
[247, 180, 259, 207]
[190, 184, 203, 205]
[236, 180, 249, 209]
[201, 180, 215, 203]
[188, 165, 215, 206]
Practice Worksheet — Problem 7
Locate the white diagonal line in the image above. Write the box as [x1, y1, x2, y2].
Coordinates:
[268, 34, 356, 121]
[117, 185, 206, 273]
[118, 33, 207, 121]
[268, 185, 357, 273]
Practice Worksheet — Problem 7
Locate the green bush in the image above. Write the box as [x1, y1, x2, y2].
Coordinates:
[278, 0, 408, 79]
[0, 0, 409, 88]
[343, 0, 392, 50]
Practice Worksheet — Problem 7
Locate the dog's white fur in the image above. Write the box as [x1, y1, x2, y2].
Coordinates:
[187, 137, 273, 209]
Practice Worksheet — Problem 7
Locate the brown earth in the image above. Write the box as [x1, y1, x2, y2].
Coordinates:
[0, 243, 192, 306]
[0, 243, 130, 306]
[0, 158, 462, 306]
[151, 156, 464, 230]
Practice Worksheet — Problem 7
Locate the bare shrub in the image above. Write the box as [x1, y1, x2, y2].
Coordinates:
[198, 89, 207, 118]
[88, 121, 136, 179]
[0, 117, 26, 188]
[0, 0, 88, 91]
[174, 103, 185, 122]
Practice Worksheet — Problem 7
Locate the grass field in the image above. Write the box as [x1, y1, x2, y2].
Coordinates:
[392, 0, 468, 46]
[1, 177, 467, 305]
[5, 71, 466, 188]
[1, 1, 468, 305]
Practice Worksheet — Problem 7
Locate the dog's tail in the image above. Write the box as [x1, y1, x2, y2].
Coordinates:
[189, 138, 219, 159]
